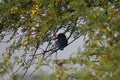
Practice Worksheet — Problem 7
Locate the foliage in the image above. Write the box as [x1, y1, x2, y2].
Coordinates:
[0, 0, 120, 80]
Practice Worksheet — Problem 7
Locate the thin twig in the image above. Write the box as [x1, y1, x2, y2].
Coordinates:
[67, 28, 74, 40]
[20, 43, 39, 80]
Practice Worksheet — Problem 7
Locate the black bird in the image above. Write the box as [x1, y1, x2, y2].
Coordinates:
[56, 33, 68, 50]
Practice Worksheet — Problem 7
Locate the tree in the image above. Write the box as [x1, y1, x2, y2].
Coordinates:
[0, 0, 120, 80]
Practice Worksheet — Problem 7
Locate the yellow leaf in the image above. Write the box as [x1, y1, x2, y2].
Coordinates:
[56, 73, 60, 78]
[4, 54, 11, 62]
[21, 38, 26, 45]
[10, 8, 13, 11]
[10, 11, 14, 14]
[69, 65, 73, 69]
[25, 36, 29, 41]
[93, 14, 97, 19]
[108, 16, 111, 20]
[37, 56, 44, 61]
[101, 28, 107, 33]
[14, 7, 18, 10]
[35, 5, 39, 10]
[96, 39, 100, 43]
[63, 70, 68, 75]
[31, 10, 37, 15]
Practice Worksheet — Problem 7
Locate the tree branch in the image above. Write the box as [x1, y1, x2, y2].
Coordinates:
[20, 43, 39, 80]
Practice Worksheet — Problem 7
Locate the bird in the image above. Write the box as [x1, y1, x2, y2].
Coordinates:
[56, 33, 68, 50]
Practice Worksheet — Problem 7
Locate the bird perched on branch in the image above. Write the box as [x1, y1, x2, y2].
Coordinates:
[56, 33, 68, 50]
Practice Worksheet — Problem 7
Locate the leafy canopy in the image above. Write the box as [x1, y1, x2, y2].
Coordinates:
[0, 0, 120, 80]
